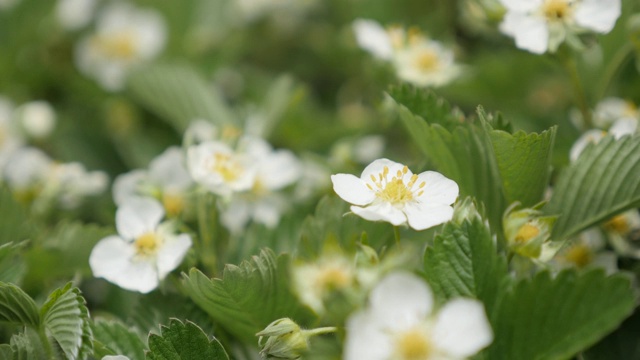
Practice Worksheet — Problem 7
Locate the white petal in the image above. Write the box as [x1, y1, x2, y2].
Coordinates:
[352, 19, 394, 60]
[220, 199, 251, 234]
[351, 202, 406, 226]
[501, 12, 549, 54]
[499, 0, 542, 12]
[403, 202, 454, 231]
[369, 272, 433, 331]
[574, 0, 621, 33]
[609, 118, 637, 139]
[592, 252, 618, 275]
[331, 174, 375, 206]
[89, 236, 159, 293]
[344, 310, 392, 360]
[258, 150, 301, 190]
[149, 146, 192, 191]
[432, 299, 493, 358]
[102, 356, 130, 360]
[112, 170, 147, 206]
[569, 130, 606, 162]
[415, 171, 459, 205]
[360, 158, 408, 185]
[116, 197, 164, 240]
[156, 233, 192, 279]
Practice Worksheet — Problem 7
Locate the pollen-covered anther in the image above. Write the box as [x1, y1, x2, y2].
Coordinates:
[134, 232, 162, 256]
[394, 327, 433, 360]
[543, 0, 572, 20]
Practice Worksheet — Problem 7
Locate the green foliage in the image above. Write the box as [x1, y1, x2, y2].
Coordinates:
[146, 319, 229, 360]
[92, 319, 146, 360]
[0, 187, 34, 245]
[545, 135, 640, 240]
[127, 63, 235, 132]
[423, 216, 508, 313]
[0, 282, 39, 326]
[40, 283, 92, 360]
[182, 249, 315, 344]
[486, 269, 635, 360]
[583, 309, 640, 360]
[0, 242, 27, 284]
[389, 87, 557, 230]
[9, 328, 47, 360]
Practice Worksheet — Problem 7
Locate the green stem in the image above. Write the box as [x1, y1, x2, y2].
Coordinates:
[597, 42, 634, 101]
[197, 191, 217, 274]
[303, 327, 338, 337]
[37, 327, 54, 359]
[563, 56, 593, 129]
[393, 226, 401, 247]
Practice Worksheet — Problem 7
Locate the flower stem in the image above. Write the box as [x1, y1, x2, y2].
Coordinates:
[197, 191, 217, 274]
[563, 55, 592, 129]
[597, 42, 634, 101]
[393, 226, 401, 247]
[303, 327, 338, 337]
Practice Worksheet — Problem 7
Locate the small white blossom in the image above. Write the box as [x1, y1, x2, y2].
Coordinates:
[75, 2, 166, 91]
[604, 210, 640, 259]
[14, 101, 56, 139]
[113, 147, 193, 216]
[352, 19, 395, 61]
[187, 140, 256, 197]
[46, 162, 108, 209]
[331, 159, 459, 231]
[344, 272, 493, 360]
[2, 147, 51, 198]
[89, 197, 192, 293]
[56, 0, 98, 30]
[550, 228, 617, 274]
[569, 118, 636, 162]
[593, 97, 639, 129]
[499, 0, 621, 54]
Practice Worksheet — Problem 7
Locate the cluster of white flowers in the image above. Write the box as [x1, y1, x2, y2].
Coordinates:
[498, 0, 621, 54]
[352, 20, 461, 88]
[186, 121, 302, 233]
[570, 97, 638, 162]
[344, 272, 493, 360]
[0, 96, 106, 210]
[75, 2, 167, 91]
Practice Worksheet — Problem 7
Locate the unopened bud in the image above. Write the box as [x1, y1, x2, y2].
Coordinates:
[504, 203, 557, 260]
[256, 318, 336, 359]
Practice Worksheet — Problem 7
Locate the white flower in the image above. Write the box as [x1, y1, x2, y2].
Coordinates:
[46, 162, 108, 209]
[604, 210, 640, 259]
[75, 2, 166, 91]
[293, 255, 356, 314]
[499, 0, 621, 54]
[113, 147, 193, 216]
[89, 197, 192, 293]
[219, 136, 300, 232]
[550, 228, 617, 274]
[0, 98, 22, 174]
[14, 101, 56, 139]
[331, 159, 459, 231]
[569, 117, 637, 162]
[352, 19, 395, 60]
[56, 0, 98, 30]
[187, 140, 256, 197]
[344, 272, 493, 360]
[593, 97, 639, 128]
[393, 38, 461, 88]
[2, 147, 51, 195]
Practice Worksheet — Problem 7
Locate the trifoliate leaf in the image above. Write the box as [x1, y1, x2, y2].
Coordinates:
[486, 269, 635, 360]
[0, 282, 39, 327]
[423, 216, 508, 313]
[40, 283, 92, 360]
[127, 63, 235, 132]
[92, 319, 146, 360]
[545, 135, 640, 240]
[146, 319, 228, 360]
[482, 110, 557, 208]
[182, 249, 315, 344]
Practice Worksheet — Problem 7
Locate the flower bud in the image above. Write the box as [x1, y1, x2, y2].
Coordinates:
[503, 203, 558, 260]
[257, 318, 308, 359]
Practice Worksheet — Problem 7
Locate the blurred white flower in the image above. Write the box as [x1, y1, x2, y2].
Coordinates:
[344, 272, 493, 360]
[235, 0, 317, 22]
[0, 98, 22, 174]
[46, 162, 108, 209]
[89, 197, 192, 293]
[2, 147, 51, 202]
[593, 97, 639, 129]
[353, 20, 461, 87]
[75, 2, 167, 91]
[331, 135, 386, 166]
[550, 228, 617, 274]
[14, 101, 56, 139]
[219, 136, 300, 233]
[0, 0, 19, 10]
[604, 210, 640, 259]
[187, 140, 256, 197]
[569, 118, 636, 162]
[499, 0, 621, 54]
[331, 159, 459, 230]
[56, 0, 98, 30]
[113, 147, 193, 216]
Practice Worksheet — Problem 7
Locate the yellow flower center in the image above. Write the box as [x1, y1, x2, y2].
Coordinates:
[162, 192, 185, 217]
[604, 214, 630, 235]
[315, 265, 352, 291]
[94, 32, 137, 60]
[414, 50, 440, 72]
[394, 327, 433, 360]
[135, 232, 162, 256]
[563, 243, 593, 268]
[515, 223, 541, 243]
[210, 153, 243, 182]
[543, 0, 572, 21]
[367, 166, 425, 205]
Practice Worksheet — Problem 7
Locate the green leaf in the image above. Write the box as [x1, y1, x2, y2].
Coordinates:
[545, 135, 640, 240]
[0, 242, 26, 285]
[146, 319, 229, 360]
[583, 308, 640, 360]
[486, 269, 635, 360]
[9, 328, 48, 360]
[92, 319, 146, 360]
[40, 283, 92, 360]
[182, 249, 315, 343]
[387, 85, 465, 130]
[0, 187, 34, 245]
[0, 282, 39, 326]
[483, 113, 557, 207]
[0, 344, 11, 359]
[127, 63, 235, 132]
[423, 216, 508, 313]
